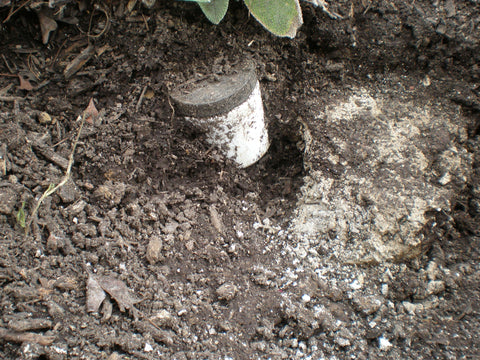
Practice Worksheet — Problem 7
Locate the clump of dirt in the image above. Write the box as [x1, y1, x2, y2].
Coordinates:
[0, 0, 479, 359]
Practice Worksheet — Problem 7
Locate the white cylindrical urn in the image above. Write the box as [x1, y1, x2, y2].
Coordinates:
[170, 67, 269, 168]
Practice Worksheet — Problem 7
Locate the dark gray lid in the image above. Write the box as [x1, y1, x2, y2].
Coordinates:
[170, 67, 257, 118]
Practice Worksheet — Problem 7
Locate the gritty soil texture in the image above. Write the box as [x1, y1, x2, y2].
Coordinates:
[0, 1, 480, 359]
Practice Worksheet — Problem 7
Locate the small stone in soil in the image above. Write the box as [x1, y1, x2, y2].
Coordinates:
[216, 283, 238, 301]
[146, 236, 163, 264]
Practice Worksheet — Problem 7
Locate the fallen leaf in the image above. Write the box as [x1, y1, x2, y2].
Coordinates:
[18, 75, 33, 91]
[63, 44, 95, 79]
[37, 8, 58, 44]
[84, 98, 99, 124]
[86, 275, 106, 313]
[127, 0, 137, 13]
[97, 275, 141, 312]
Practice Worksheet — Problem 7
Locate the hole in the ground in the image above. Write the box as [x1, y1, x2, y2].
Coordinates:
[245, 121, 305, 218]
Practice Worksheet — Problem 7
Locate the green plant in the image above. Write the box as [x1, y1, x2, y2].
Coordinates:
[189, 0, 303, 38]
[16, 201, 26, 228]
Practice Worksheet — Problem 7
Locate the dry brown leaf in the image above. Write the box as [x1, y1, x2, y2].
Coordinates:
[37, 9, 58, 44]
[86, 275, 106, 313]
[84, 98, 99, 124]
[18, 75, 33, 91]
[97, 275, 141, 312]
[127, 0, 137, 13]
[63, 44, 95, 79]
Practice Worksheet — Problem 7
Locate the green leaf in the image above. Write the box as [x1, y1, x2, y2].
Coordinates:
[16, 202, 26, 228]
[244, 0, 303, 38]
[198, 0, 229, 24]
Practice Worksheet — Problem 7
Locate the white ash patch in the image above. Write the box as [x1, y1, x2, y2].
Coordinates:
[290, 89, 472, 263]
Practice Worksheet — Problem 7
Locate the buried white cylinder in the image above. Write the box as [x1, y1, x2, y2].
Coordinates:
[185, 81, 268, 168]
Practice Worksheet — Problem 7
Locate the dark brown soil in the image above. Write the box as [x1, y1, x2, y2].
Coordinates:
[0, 1, 479, 359]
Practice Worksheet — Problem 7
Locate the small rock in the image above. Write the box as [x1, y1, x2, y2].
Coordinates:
[46, 232, 65, 252]
[264, 73, 277, 82]
[126, 202, 142, 217]
[286, 338, 298, 348]
[163, 221, 179, 234]
[334, 336, 351, 347]
[352, 295, 383, 316]
[107, 352, 121, 360]
[146, 236, 163, 264]
[216, 283, 238, 301]
[402, 301, 423, 314]
[438, 172, 451, 185]
[38, 111, 53, 124]
[151, 309, 176, 328]
[21, 342, 45, 359]
[72, 232, 86, 248]
[46, 300, 65, 318]
[8, 175, 18, 183]
[334, 328, 354, 347]
[66, 200, 87, 215]
[185, 240, 195, 251]
[314, 305, 337, 332]
[350, 275, 364, 290]
[93, 181, 126, 206]
[209, 205, 224, 234]
[301, 294, 311, 303]
[57, 178, 79, 203]
[426, 280, 445, 296]
[77, 223, 97, 237]
[256, 322, 274, 340]
[378, 336, 393, 351]
[251, 341, 267, 351]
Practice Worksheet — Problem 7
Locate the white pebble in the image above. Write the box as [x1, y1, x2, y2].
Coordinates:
[378, 336, 392, 351]
[301, 294, 311, 303]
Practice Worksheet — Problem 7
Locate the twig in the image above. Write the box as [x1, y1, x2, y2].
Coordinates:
[136, 85, 147, 112]
[167, 96, 175, 125]
[27, 54, 41, 81]
[141, 14, 149, 31]
[0, 327, 55, 346]
[25, 112, 86, 238]
[0, 96, 24, 102]
[2, 0, 33, 23]
[63, 44, 95, 79]
[87, 3, 110, 39]
[49, 38, 69, 69]
[1, 54, 15, 73]
[0, 83, 14, 96]
[30, 140, 69, 170]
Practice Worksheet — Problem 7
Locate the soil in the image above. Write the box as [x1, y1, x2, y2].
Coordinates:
[0, 0, 479, 359]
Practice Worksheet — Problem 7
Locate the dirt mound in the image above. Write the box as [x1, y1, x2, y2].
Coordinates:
[1, 1, 479, 359]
